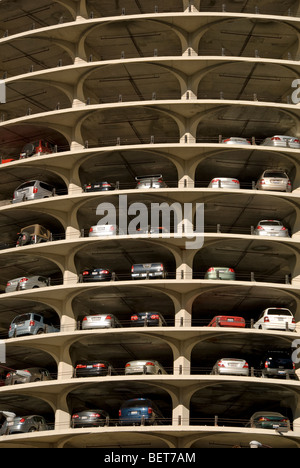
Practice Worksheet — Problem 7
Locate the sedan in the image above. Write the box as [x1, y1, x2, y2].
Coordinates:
[255, 169, 292, 192]
[261, 135, 300, 149]
[5, 275, 49, 293]
[83, 182, 115, 192]
[253, 220, 289, 238]
[89, 225, 122, 237]
[205, 267, 236, 280]
[207, 316, 245, 328]
[247, 412, 290, 430]
[81, 314, 122, 330]
[208, 178, 240, 189]
[71, 410, 110, 428]
[74, 360, 116, 378]
[125, 360, 167, 375]
[130, 312, 167, 327]
[80, 268, 112, 282]
[222, 137, 251, 145]
[211, 358, 249, 376]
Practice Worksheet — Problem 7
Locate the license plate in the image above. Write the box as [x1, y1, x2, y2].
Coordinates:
[227, 319, 234, 322]
[130, 411, 138, 415]
[17, 323, 24, 326]
[81, 416, 88, 420]
[94, 185, 100, 188]
[92, 272, 98, 275]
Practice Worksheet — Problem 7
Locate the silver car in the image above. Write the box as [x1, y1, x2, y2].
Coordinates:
[255, 169, 292, 192]
[205, 267, 236, 280]
[135, 175, 167, 189]
[208, 178, 240, 189]
[221, 137, 251, 145]
[81, 313, 122, 330]
[5, 368, 53, 385]
[12, 180, 54, 204]
[5, 276, 49, 293]
[3, 415, 49, 434]
[253, 220, 289, 238]
[261, 135, 300, 149]
[211, 358, 249, 376]
[125, 360, 167, 375]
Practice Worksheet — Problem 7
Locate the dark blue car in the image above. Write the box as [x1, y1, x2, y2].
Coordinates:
[119, 398, 164, 426]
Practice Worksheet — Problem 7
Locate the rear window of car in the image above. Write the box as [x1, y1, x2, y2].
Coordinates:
[259, 221, 281, 226]
[266, 309, 292, 316]
[263, 172, 287, 178]
[13, 314, 31, 324]
[122, 400, 151, 409]
[17, 182, 35, 190]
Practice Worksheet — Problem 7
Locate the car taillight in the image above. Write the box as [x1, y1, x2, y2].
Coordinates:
[150, 314, 159, 320]
[76, 364, 87, 369]
[264, 317, 270, 322]
[264, 361, 269, 368]
[93, 363, 106, 368]
[109, 226, 115, 231]
[6, 373, 10, 378]
[6, 282, 10, 287]
[281, 227, 287, 231]
[148, 407, 153, 414]
[91, 413, 101, 418]
[82, 271, 89, 276]
[106, 315, 112, 320]
[212, 179, 219, 183]
[146, 362, 155, 366]
[29, 321, 35, 326]
[125, 363, 131, 367]
[260, 179, 265, 185]
[33, 187, 38, 194]
[207, 267, 214, 272]
[256, 226, 264, 230]
[243, 363, 249, 368]
[293, 363, 296, 370]
[82, 317, 87, 321]
[19, 418, 26, 423]
[72, 414, 79, 419]
[258, 417, 270, 421]
[232, 179, 239, 183]
[292, 318, 296, 323]
[119, 410, 122, 416]
[89, 227, 93, 232]
[228, 268, 235, 273]
[160, 264, 164, 271]
[19, 278, 29, 283]
[131, 266, 134, 272]
[218, 361, 225, 367]
[271, 137, 281, 141]
[295, 139, 300, 143]
[131, 315, 138, 321]
[101, 270, 109, 275]
[288, 181, 292, 186]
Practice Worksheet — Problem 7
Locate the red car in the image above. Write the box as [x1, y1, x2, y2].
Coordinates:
[208, 315, 245, 328]
[1, 158, 14, 164]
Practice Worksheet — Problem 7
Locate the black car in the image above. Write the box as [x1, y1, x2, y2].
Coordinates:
[83, 182, 115, 192]
[71, 410, 110, 428]
[130, 312, 167, 327]
[259, 351, 296, 379]
[74, 360, 116, 378]
[80, 268, 112, 283]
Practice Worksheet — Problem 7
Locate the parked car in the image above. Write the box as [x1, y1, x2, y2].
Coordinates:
[131, 263, 167, 280]
[12, 180, 55, 204]
[211, 358, 249, 376]
[205, 267, 236, 280]
[89, 225, 123, 237]
[1, 157, 14, 164]
[71, 410, 110, 428]
[259, 351, 295, 379]
[222, 137, 251, 145]
[19, 140, 55, 159]
[125, 360, 167, 375]
[5, 367, 53, 385]
[16, 224, 52, 246]
[3, 415, 49, 434]
[84, 182, 115, 192]
[135, 175, 167, 189]
[119, 398, 164, 426]
[74, 360, 116, 378]
[81, 314, 122, 330]
[255, 169, 292, 192]
[130, 312, 167, 327]
[208, 178, 240, 189]
[5, 276, 49, 293]
[247, 412, 290, 430]
[80, 268, 113, 282]
[253, 220, 290, 238]
[261, 135, 300, 149]
[253, 307, 296, 332]
[8, 313, 60, 338]
[137, 226, 170, 235]
[207, 315, 245, 328]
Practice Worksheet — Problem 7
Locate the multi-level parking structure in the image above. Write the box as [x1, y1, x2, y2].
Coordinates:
[1, 0, 300, 449]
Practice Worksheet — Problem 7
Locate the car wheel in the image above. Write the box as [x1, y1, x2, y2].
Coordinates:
[28, 427, 37, 432]
[19, 232, 30, 246]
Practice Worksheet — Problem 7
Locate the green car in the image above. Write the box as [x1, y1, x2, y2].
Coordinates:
[205, 267, 236, 280]
[248, 412, 290, 430]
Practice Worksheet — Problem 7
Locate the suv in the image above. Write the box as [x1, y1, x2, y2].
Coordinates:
[6, 276, 49, 293]
[13, 180, 55, 204]
[8, 313, 60, 338]
[253, 307, 296, 332]
[135, 175, 167, 189]
[16, 225, 52, 246]
[5, 368, 53, 385]
[19, 140, 55, 159]
[131, 263, 167, 280]
[119, 398, 164, 426]
[259, 351, 295, 379]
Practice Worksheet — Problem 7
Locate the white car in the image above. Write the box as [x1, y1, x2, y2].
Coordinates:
[255, 169, 292, 192]
[89, 225, 123, 237]
[221, 137, 251, 145]
[253, 308, 296, 332]
[211, 358, 249, 376]
[125, 360, 167, 375]
[253, 220, 290, 238]
[208, 177, 240, 189]
[81, 314, 122, 330]
[261, 135, 300, 149]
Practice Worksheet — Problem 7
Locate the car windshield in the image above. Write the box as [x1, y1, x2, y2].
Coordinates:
[263, 172, 287, 178]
